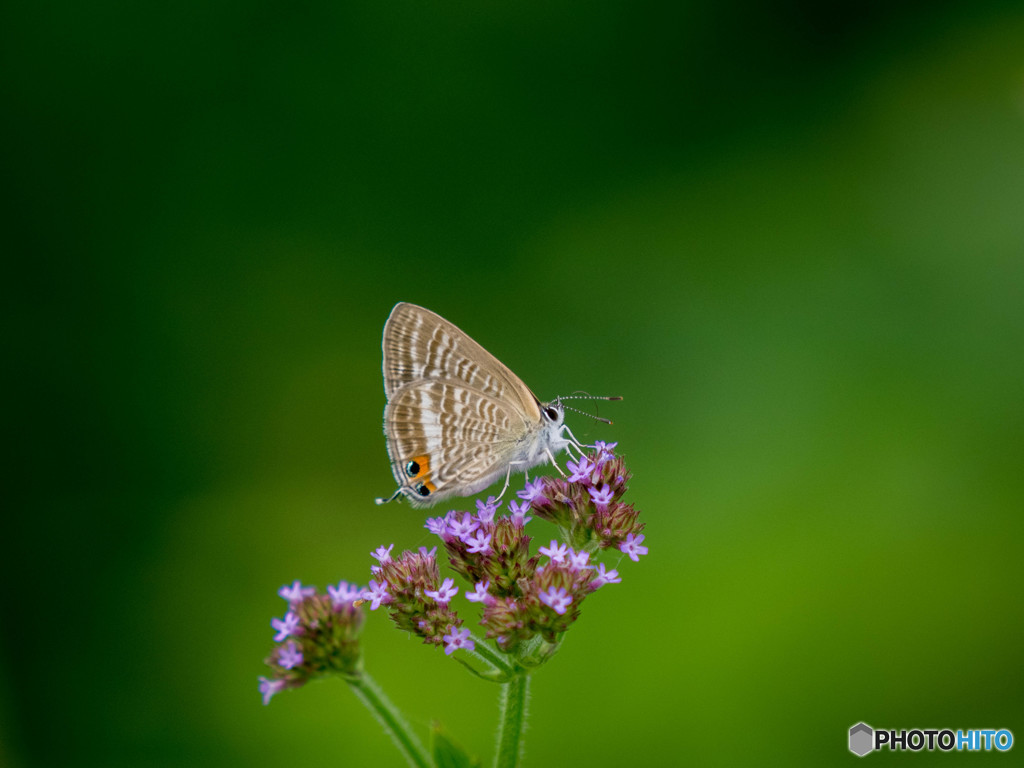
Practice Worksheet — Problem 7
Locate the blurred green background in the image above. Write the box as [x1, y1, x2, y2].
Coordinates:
[5, 1, 1024, 766]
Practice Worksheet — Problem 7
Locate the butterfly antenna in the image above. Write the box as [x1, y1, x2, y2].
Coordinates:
[561, 404, 614, 424]
[555, 393, 622, 424]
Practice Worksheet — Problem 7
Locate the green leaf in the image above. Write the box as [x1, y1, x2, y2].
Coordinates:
[430, 722, 481, 768]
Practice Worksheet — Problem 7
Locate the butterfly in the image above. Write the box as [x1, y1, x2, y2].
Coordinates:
[375, 302, 617, 507]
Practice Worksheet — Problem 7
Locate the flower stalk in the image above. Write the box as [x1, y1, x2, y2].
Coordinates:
[347, 670, 433, 768]
[494, 671, 530, 768]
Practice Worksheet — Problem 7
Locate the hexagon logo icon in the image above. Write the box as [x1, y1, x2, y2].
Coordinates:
[849, 723, 874, 757]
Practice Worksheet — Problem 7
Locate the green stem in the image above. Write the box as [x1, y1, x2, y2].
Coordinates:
[347, 671, 433, 768]
[493, 672, 530, 768]
[467, 632, 515, 678]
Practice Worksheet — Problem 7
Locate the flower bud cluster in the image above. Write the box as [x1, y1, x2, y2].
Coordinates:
[529, 444, 643, 552]
[369, 545, 467, 650]
[400, 442, 645, 653]
[259, 580, 366, 704]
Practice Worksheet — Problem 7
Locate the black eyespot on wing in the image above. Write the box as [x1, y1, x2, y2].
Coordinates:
[544, 406, 559, 421]
[416, 483, 431, 497]
[405, 460, 420, 477]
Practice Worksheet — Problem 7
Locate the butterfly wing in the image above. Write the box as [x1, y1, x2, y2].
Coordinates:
[382, 302, 542, 420]
[383, 378, 541, 506]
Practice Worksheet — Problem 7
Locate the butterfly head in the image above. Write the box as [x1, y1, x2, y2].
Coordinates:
[540, 400, 566, 429]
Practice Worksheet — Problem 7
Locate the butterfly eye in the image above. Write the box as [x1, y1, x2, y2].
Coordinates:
[415, 483, 431, 497]
[544, 406, 559, 421]
[405, 460, 420, 477]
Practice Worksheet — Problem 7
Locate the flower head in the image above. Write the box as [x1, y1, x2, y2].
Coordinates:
[261, 582, 366, 702]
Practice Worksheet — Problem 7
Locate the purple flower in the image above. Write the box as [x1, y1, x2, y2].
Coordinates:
[591, 563, 621, 588]
[425, 578, 458, 604]
[271, 611, 300, 641]
[464, 530, 492, 554]
[594, 440, 618, 462]
[371, 544, 394, 564]
[259, 676, 286, 705]
[278, 639, 303, 670]
[418, 546, 437, 559]
[507, 500, 533, 525]
[567, 456, 596, 484]
[567, 549, 594, 572]
[448, 512, 479, 540]
[364, 580, 391, 610]
[278, 581, 315, 605]
[466, 580, 491, 603]
[327, 580, 363, 608]
[539, 539, 569, 563]
[587, 484, 615, 509]
[476, 496, 499, 523]
[620, 533, 648, 562]
[425, 516, 448, 535]
[442, 626, 475, 656]
[538, 586, 573, 615]
[517, 477, 547, 502]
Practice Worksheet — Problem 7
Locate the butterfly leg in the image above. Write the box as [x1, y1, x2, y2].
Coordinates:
[545, 447, 567, 477]
[495, 461, 527, 501]
[561, 424, 590, 457]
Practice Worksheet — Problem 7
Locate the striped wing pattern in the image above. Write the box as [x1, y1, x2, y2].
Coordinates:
[382, 303, 540, 419]
[384, 379, 533, 504]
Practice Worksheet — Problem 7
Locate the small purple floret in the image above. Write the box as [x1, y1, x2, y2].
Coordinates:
[365, 580, 391, 610]
[259, 676, 286, 705]
[591, 563, 622, 588]
[442, 626, 475, 656]
[539, 586, 573, 615]
[327, 580, 363, 608]
[466, 580, 491, 603]
[620, 533, 648, 562]
[278, 581, 315, 604]
[517, 477, 547, 503]
[271, 611, 300, 641]
[278, 639, 303, 670]
[425, 578, 458, 604]
[539, 540, 569, 563]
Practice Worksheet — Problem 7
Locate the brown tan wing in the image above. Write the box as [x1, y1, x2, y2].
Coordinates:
[383, 378, 536, 506]
[382, 302, 541, 422]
